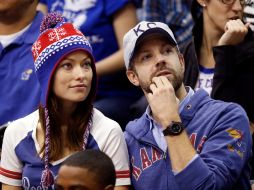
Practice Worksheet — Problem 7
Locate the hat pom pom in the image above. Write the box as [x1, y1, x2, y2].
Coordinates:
[40, 12, 65, 33]
[41, 168, 54, 187]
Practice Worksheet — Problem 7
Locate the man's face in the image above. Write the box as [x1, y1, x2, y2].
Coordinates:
[127, 35, 184, 94]
[55, 165, 103, 190]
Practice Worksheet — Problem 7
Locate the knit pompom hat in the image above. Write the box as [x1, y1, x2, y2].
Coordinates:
[32, 12, 97, 107]
[31, 12, 96, 188]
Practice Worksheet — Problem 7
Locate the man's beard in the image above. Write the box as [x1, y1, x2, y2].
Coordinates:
[139, 68, 183, 94]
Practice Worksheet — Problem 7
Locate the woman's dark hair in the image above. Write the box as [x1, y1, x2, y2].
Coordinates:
[191, 0, 203, 23]
[39, 55, 97, 161]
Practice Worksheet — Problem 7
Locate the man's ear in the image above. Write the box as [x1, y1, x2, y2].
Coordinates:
[104, 185, 114, 190]
[126, 70, 140, 86]
[178, 53, 185, 72]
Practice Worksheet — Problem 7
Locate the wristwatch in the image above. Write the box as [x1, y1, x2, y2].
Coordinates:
[163, 121, 184, 136]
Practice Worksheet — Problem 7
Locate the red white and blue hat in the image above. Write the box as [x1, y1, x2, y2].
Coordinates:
[32, 12, 97, 107]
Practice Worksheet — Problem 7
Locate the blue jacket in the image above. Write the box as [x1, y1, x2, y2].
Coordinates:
[124, 89, 252, 190]
[0, 12, 44, 125]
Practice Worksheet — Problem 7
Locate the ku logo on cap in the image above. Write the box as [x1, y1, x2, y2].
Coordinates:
[133, 22, 157, 37]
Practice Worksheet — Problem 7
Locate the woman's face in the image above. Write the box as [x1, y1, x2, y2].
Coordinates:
[53, 50, 93, 106]
[202, 0, 244, 32]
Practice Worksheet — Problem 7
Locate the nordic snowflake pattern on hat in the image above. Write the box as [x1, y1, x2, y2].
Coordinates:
[32, 23, 92, 71]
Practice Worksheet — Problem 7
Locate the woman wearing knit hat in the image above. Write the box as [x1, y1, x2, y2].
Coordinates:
[38, 0, 143, 129]
[0, 13, 130, 190]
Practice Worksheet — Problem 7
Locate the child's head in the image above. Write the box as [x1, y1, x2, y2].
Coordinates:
[55, 150, 116, 190]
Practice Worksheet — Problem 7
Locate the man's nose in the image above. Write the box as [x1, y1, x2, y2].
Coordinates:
[155, 54, 166, 67]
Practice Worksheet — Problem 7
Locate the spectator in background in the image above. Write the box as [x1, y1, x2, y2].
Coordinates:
[140, 0, 193, 51]
[183, 0, 254, 108]
[37, 0, 143, 128]
[55, 150, 116, 190]
[123, 21, 252, 190]
[183, 0, 254, 183]
[0, 13, 130, 190]
[183, 0, 254, 125]
[0, 0, 43, 126]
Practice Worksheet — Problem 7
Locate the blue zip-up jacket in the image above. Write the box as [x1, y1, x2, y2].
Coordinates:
[124, 89, 252, 190]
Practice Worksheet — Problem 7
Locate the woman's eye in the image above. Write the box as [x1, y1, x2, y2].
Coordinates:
[82, 60, 92, 69]
[61, 63, 72, 69]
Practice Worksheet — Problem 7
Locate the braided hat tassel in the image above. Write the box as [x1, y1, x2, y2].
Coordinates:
[41, 107, 54, 187]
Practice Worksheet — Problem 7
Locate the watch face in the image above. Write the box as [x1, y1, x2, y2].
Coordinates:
[172, 123, 182, 133]
[163, 122, 184, 136]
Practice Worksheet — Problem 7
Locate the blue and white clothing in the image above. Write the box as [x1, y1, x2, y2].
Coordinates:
[124, 89, 252, 190]
[141, 0, 193, 51]
[195, 65, 214, 95]
[0, 108, 130, 189]
[0, 12, 43, 126]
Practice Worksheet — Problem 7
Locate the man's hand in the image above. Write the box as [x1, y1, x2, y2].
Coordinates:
[218, 19, 250, 46]
[145, 76, 180, 128]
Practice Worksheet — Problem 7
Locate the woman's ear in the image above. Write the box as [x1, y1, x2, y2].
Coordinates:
[196, 0, 207, 7]
[126, 70, 140, 86]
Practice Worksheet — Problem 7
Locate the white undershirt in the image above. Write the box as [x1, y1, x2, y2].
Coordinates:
[0, 24, 31, 48]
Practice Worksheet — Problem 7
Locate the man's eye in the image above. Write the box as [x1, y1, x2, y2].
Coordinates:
[164, 47, 172, 54]
[141, 54, 151, 61]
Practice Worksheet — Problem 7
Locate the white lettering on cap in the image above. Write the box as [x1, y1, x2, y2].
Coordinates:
[132, 22, 157, 37]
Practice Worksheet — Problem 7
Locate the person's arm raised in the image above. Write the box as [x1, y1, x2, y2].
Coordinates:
[145, 76, 196, 172]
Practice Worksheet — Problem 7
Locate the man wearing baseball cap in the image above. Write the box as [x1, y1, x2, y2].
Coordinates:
[123, 21, 252, 190]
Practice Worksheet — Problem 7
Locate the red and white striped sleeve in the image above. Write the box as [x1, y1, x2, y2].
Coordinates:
[0, 121, 23, 186]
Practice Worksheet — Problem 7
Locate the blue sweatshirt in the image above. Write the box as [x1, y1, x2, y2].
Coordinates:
[124, 89, 252, 190]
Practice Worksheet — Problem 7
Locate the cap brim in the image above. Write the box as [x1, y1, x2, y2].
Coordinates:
[130, 28, 177, 62]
